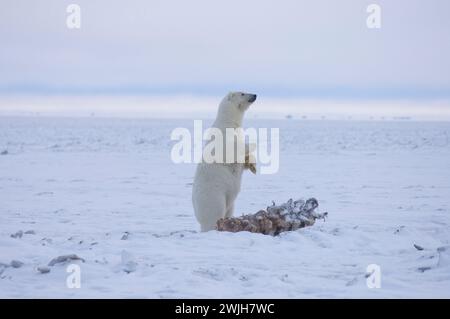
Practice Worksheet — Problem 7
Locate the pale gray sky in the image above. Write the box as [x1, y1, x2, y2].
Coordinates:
[1, 0, 449, 98]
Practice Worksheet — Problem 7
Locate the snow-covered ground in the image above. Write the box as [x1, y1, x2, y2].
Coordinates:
[1, 116, 450, 298]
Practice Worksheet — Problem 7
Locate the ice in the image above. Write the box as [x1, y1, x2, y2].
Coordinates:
[0, 116, 449, 298]
[48, 254, 85, 267]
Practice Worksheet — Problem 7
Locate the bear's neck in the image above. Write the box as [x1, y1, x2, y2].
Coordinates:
[213, 118, 243, 130]
[213, 110, 244, 130]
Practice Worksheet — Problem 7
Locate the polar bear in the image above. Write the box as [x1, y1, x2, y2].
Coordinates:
[192, 91, 257, 232]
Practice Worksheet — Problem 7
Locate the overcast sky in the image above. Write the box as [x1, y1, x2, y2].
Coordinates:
[1, 0, 450, 99]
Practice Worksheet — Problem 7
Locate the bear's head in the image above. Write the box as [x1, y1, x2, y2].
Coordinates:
[216, 92, 257, 126]
[226, 91, 257, 111]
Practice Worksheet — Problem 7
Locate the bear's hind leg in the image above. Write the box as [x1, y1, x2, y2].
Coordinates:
[225, 203, 235, 218]
[195, 193, 227, 232]
[200, 222, 218, 232]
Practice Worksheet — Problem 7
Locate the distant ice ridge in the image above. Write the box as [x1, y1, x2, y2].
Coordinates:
[1, 96, 450, 121]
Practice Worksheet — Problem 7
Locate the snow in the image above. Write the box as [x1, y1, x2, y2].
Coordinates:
[1, 116, 449, 298]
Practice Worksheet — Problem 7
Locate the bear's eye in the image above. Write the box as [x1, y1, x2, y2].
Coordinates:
[241, 93, 244, 96]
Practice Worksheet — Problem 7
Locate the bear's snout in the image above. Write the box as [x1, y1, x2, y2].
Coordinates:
[248, 94, 257, 103]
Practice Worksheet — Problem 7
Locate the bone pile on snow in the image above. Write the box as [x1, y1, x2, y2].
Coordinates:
[217, 198, 328, 236]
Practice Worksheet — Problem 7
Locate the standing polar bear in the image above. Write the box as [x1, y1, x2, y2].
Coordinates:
[192, 92, 257, 232]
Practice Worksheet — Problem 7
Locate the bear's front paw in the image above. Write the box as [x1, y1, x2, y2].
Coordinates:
[244, 154, 257, 174]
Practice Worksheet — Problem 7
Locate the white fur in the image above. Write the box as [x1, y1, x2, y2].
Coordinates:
[192, 91, 256, 231]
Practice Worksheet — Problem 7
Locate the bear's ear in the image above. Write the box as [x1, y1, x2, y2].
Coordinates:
[227, 92, 234, 101]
